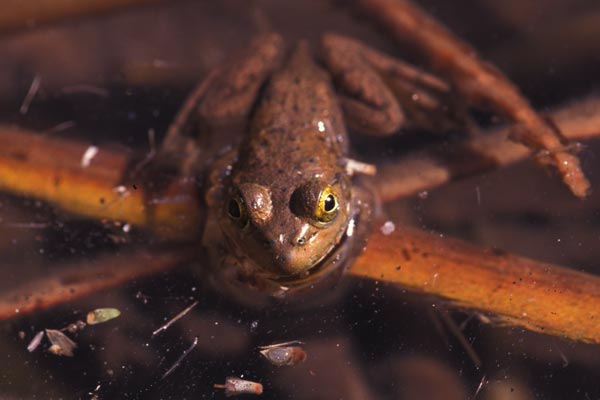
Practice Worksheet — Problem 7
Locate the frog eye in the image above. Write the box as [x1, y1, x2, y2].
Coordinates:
[315, 186, 339, 223]
[227, 197, 249, 228]
[290, 182, 341, 225]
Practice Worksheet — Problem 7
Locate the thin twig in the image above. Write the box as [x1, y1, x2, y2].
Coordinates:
[19, 75, 41, 115]
[437, 308, 481, 368]
[473, 374, 487, 399]
[356, 0, 590, 198]
[161, 336, 198, 379]
[152, 300, 198, 336]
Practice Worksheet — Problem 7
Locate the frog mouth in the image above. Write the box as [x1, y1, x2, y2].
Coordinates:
[270, 198, 373, 293]
[272, 230, 353, 288]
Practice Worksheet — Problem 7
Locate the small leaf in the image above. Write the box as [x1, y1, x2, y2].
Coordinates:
[87, 308, 121, 325]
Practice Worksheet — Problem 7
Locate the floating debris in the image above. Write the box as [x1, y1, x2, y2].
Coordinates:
[112, 185, 130, 197]
[258, 340, 307, 367]
[152, 300, 198, 336]
[66, 320, 87, 333]
[81, 145, 99, 168]
[380, 221, 396, 236]
[346, 218, 355, 237]
[161, 336, 198, 379]
[88, 383, 102, 400]
[27, 331, 45, 353]
[47, 344, 63, 356]
[27, 310, 118, 357]
[214, 377, 263, 397]
[473, 374, 487, 398]
[45, 329, 77, 357]
[344, 158, 377, 176]
[20, 74, 42, 114]
[87, 308, 121, 325]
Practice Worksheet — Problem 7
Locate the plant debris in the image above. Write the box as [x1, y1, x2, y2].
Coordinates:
[214, 377, 263, 397]
[45, 329, 77, 357]
[161, 336, 198, 379]
[26, 331, 44, 353]
[86, 308, 121, 325]
[258, 340, 307, 367]
[152, 300, 198, 336]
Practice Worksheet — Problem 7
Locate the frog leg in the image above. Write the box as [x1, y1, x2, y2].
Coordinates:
[320, 33, 404, 136]
[320, 33, 468, 136]
[158, 32, 284, 175]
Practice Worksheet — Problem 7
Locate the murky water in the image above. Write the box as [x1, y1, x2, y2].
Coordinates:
[0, 1, 599, 399]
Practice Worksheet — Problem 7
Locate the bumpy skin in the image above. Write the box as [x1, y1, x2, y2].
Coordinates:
[221, 42, 353, 278]
[202, 36, 376, 300]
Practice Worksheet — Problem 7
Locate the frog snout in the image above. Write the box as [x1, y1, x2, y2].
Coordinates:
[248, 226, 320, 276]
[258, 238, 315, 276]
[270, 249, 315, 276]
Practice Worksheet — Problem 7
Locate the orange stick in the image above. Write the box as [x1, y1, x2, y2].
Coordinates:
[0, 101, 599, 342]
[350, 225, 600, 344]
[1, 96, 597, 237]
[0, 126, 202, 240]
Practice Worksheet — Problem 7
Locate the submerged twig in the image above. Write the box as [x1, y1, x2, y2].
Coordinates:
[0, 0, 167, 36]
[436, 309, 481, 368]
[152, 300, 198, 336]
[349, 225, 600, 344]
[2, 94, 598, 240]
[473, 374, 487, 399]
[356, 0, 590, 198]
[0, 126, 202, 240]
[19, 75, 41, 115]
[161, 336, 198, 379]
[374, 95, 600, 202]
[0, 248, 194, 319]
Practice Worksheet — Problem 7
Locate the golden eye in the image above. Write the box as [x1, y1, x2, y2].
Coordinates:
[315, 186, 339, 223]
[227, 197, 249, 228]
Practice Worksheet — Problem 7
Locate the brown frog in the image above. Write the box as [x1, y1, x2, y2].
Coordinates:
[163, 32, 453, 299]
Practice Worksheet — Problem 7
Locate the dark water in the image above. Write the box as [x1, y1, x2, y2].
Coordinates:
[1, 1, 600, 399]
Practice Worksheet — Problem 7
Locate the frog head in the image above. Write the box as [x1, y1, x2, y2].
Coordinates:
[219, 172, 353, 279]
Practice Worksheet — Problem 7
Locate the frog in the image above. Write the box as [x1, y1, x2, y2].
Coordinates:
[160, 32, 456, 300]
